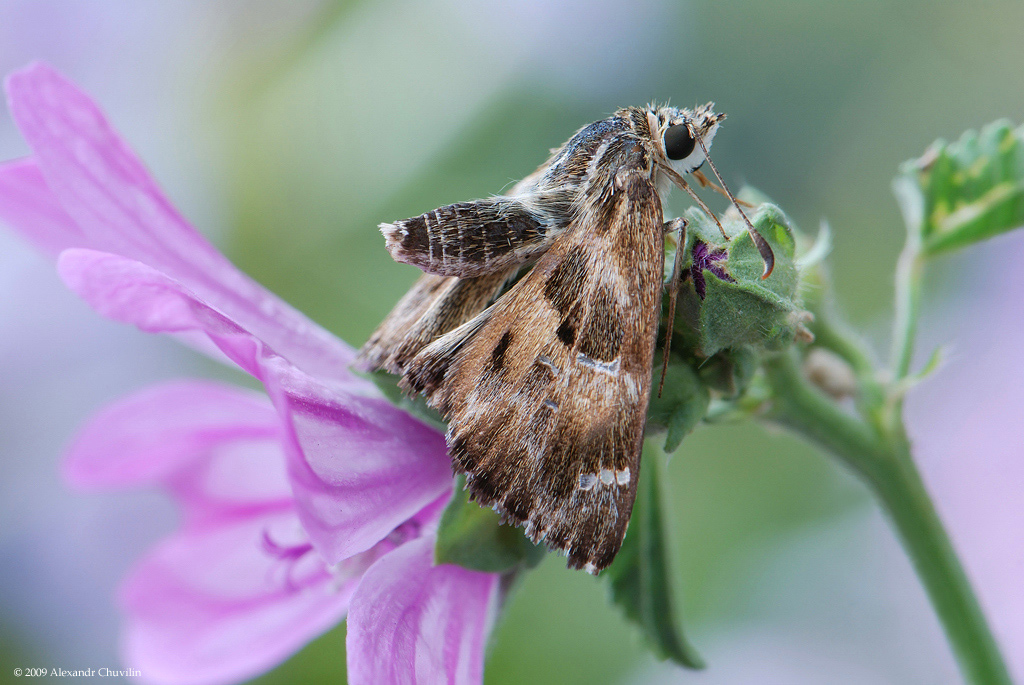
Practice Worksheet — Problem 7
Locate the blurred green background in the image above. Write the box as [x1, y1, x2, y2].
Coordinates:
[2, 0, 1022, 683]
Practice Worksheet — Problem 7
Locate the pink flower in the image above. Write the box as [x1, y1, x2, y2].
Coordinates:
[0, 62, 500, 684]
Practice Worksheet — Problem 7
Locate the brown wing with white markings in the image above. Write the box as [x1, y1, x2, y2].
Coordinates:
[380, 197, 555, 279]
[358, 271, 513, 374]
[402, 168, 664, 573]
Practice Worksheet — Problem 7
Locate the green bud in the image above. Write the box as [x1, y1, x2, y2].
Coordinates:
[672, 203, 806, 358]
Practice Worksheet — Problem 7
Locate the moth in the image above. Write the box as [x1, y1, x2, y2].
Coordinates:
[359, 104, 773, 573]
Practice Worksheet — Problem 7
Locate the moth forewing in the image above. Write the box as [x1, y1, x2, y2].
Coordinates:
[401, 163, 665, 573]
[379, 197, 553, 279]
[360, 146, 576, 372]
[359, 273, 450, 372]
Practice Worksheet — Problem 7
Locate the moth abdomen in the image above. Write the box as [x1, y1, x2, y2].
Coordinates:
[381, 198, 551, 279]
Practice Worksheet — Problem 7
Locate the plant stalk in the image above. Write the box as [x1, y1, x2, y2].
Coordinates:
[891, 174, 927, 383]
[891, 241, 924, 382]
[764, 353, 1012, 685]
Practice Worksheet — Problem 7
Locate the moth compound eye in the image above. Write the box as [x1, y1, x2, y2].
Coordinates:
[664, 124, 696, 161]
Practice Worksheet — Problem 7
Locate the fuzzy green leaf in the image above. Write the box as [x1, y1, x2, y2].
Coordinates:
[434, 475, 546, 573]
[697, 346, 759, 398]
[605, 443, 704, 668]
[647, 357, 710, 453]
[897, 120, 1024, 255]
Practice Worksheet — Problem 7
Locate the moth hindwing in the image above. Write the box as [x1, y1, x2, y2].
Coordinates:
[359, 104, 737, 573]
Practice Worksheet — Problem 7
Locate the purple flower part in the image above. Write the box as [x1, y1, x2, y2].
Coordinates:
[0, 61, 453, 564]
[57, 247, 454, 563]
[64, 379, 281, 502]
[263, 361, 455, 564]
[65, 381, 463, 685]
[56, 248, 266, 375]
[1, 61, 355, 384]
[1, 63, 503, 684]
[120, 510, 364, 685]
[690, 239, 732, 299]
[0, 157, 87, 256]
[347, 536, 501, 685]
[62, 381, 360, 685]
[0, 159, 240, 365]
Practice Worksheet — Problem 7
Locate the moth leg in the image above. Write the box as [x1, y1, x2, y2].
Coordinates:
[380, 197, 556, 279]
[693, 169, 755, 208]
[691, 168, 712, 188]
[659, 218, 687, 396]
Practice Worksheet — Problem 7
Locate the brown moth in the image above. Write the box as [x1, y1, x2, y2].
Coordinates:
[359, 104, 773, 574]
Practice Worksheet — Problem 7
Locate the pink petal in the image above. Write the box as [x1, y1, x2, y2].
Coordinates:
[265, 365, 453, 564]
[56, 248, 264, 374]
[64, 379, 276, 486]
[346, 537, 500, 685]
[63, 379, 410, 684]
[59, 248, 454, 561]
[0, 157, 86, 257]
[120, 509, 371, 685]
[64, 380, 291, 520]
[3, 62, 355, 382]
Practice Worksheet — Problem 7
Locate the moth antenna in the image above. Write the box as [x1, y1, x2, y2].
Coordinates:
[692, 134, 775, 279]
[659, 218, 687, 397]
[659, 164, 730, 241]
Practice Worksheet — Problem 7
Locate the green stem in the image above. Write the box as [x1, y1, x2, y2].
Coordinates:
[807, 307, 887, 432]
[810, 313, 875, 380]
[891, 241, 924, 381]
[764, 353, 1012, 685]
[891, 175, 927, 382]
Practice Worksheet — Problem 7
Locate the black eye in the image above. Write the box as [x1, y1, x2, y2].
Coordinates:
[664, 124, 696, 161]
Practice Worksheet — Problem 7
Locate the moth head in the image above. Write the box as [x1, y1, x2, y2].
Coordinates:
[649, 102, 775, 279]
[651, 103, 725, 175]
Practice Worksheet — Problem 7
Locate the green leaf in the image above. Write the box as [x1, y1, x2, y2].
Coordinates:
[434, 475, 546, 573]
[890, 344, 948, 402]
[699, 277, 795, 355]
[646, 356, 710, 453]
[697, 346, 759, 398]
[605, 442, 704, 668]
[356, 368, 447, 431]
[897, 120, 1024, 255]
[682, 204, 729, 247]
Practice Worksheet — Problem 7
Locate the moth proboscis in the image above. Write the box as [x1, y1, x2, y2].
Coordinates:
[359, 103, 773, 574]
